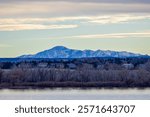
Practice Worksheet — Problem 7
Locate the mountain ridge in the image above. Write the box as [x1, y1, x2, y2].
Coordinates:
[18, 46, 149, 58]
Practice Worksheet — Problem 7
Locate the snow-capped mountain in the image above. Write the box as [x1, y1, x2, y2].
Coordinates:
[18, 46, 146, 58]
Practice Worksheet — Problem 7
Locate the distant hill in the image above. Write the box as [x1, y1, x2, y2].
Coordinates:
[18, 46, 149, 58]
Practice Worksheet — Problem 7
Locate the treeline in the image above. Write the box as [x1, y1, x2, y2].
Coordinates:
[0, 57, 150, 88]
[0, 57, 149, 69]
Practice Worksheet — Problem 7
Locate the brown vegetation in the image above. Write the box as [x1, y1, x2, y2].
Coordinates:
[0, 58, 150, 88]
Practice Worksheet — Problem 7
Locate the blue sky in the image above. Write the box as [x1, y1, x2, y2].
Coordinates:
[0, 0, 150, 57]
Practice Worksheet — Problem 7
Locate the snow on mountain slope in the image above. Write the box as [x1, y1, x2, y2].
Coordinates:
[18, 46, 145, 58]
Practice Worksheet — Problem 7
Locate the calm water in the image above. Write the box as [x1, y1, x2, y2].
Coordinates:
[0, 88, 150, 100]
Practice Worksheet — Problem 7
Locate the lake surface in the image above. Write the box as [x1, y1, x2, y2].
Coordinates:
[0, 88, 150, 100]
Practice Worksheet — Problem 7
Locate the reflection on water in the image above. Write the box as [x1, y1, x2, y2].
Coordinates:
[0, 88, 150, 100]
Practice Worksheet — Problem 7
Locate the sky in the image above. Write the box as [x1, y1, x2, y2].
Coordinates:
[0, 0, 150, 57]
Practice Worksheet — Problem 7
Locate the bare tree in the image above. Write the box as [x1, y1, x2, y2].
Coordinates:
[0, 69, 3, 84]
[145, 61, 150, 72]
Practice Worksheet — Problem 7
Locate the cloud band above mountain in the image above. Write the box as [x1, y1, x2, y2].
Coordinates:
[0, 1, 150, 18]
[0, 14, 150, 31]
[65, 31, 150, 39]
[0, 0, 150, 3]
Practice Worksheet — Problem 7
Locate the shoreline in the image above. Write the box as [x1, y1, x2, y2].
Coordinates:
[0, 82, 150, 89]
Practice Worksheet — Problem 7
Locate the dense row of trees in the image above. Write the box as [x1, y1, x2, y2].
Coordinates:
[0, 57, 149, 69]
[0, 58, 150, 88]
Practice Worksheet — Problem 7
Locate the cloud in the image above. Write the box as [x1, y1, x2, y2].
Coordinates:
[0, 17, 88, 24]
[0, 16, 81, 31]
[0, 0, 150, 4]
[87, 14, 150, 24]
[0, 14, 149, 30]
[0, 14, 149, 31]
[0, 2, 150, 17]
[66, 31, 150, 39]
[0, 24, 78, 31]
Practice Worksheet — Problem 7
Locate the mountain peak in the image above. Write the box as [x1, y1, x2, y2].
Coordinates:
[51, 46, 68, 50]
[18, 46, 148, 58]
